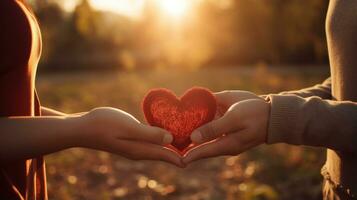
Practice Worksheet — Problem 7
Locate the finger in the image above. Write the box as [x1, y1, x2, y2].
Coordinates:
[214, 91, 234, 105]
[215, 105, 228, 119]
[184, 135, 236, 164]
[110, 139, 184, 167]
[215, 91, 260, 106]
[214, 91, 243, 106]
[191, 113, 237, 144]
[184, 131, 254, 164]
[126, 124, 173, 145]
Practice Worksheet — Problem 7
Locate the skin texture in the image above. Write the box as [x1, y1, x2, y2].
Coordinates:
[0, 107, 184, 167]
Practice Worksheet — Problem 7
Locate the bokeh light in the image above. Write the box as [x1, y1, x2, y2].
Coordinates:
[156, 0, 191, 19]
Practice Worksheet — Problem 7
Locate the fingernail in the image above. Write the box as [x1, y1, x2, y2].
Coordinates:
[191, 130, 202, 143]
[163, 134, 173, 144]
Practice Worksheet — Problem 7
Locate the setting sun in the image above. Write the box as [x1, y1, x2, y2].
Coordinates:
[156, 0, 190, 19]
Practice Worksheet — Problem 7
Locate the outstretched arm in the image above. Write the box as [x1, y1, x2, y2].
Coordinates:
[184, 96, 357, 163]
[266, 95, 357, 151]
[279, 78, 331, 99]
[0, 115, 81, 163]
[0, 108, 182, 167]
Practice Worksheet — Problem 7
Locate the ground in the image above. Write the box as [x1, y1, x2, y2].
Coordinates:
[36, 66, 330, 200]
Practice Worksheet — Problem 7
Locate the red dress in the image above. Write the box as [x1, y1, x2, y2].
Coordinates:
[0, 0, 47, 199]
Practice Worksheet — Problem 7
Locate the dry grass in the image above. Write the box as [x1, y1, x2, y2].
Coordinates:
[36, 66, 329, 200]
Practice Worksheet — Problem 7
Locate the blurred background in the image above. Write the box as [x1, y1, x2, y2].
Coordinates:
[29, 0, 330, 199]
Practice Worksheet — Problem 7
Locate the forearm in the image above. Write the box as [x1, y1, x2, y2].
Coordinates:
[267, 95, 357, 153]
[0, 116, 84, 163]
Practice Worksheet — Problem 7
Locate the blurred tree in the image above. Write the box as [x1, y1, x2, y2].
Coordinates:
[196, 0, 329, 65]
[32, 0, 65, 65]
[49, 0, 134, 69]
[279, 0, 328, 64]
[72, 0, 99, 39]
[30, 0, 329, 71]
[133, 0, 166, 68]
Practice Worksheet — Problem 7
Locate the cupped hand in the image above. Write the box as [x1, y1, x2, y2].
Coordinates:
[77, 107, 184, 167]
[183, 98, 270, 164]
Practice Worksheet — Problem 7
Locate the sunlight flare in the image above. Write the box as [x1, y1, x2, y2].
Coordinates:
[156, 0, 190, 19]
[89, 0, 144, 17]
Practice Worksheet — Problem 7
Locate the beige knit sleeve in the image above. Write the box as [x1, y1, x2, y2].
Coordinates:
[266, 94, 357, 153]
[279, 78, 332, 99]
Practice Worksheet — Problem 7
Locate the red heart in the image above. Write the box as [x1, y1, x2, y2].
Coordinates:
[142, 87, 217, 152]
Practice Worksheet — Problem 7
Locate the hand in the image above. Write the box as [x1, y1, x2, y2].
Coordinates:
[215, 90, 263, 117]
[183, 99, 270, 164]
[77, 107, 183, 167]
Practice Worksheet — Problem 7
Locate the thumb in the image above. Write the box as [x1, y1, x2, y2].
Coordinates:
[133, 124, 173, 145]
[191, 114, 234, 144]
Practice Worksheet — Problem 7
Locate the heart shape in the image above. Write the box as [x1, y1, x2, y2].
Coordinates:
[142, 87, 217, 152]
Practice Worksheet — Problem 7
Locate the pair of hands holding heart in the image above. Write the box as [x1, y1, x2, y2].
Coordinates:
[141, 87, 271, 167]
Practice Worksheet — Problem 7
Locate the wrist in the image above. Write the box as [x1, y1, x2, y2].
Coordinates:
[73, 110, 106, 148]
[63, 115, 88, 148]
